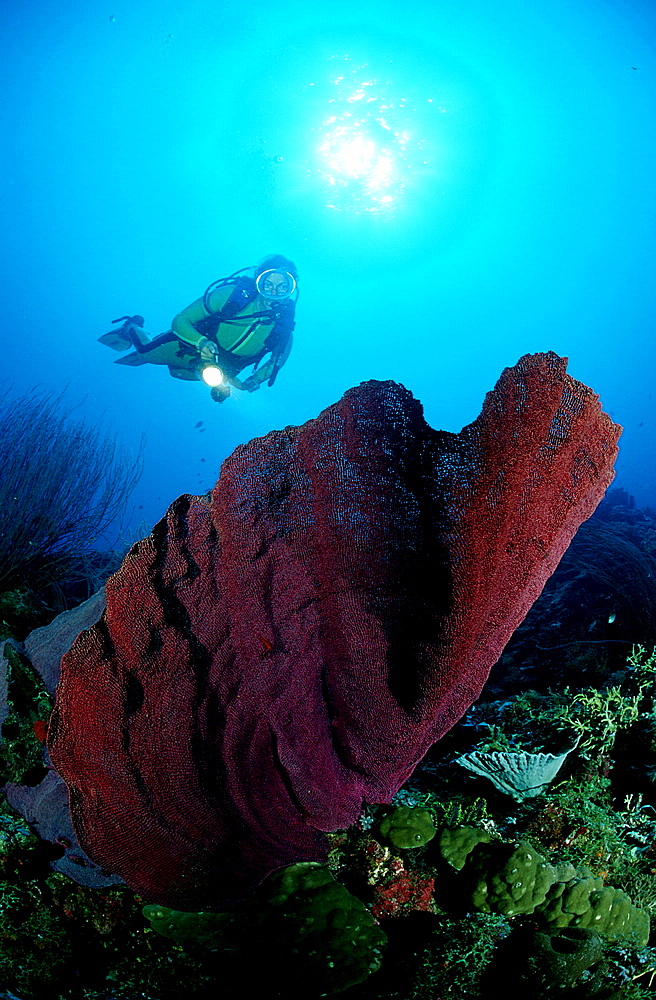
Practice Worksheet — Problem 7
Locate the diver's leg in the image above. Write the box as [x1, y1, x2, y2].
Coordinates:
[126, 323, 151, 347]
[115, 334, 198, 369]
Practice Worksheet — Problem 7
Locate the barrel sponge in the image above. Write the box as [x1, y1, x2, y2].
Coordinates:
[537, 869, 650, 947]
[465, 841, 557, 916]
[379, 805, 437, 849]
[48, 356, 621, 911]
[508, 928, 605, 992]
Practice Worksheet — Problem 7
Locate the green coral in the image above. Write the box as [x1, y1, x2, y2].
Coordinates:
[464, 646, 656, 764]
[143, 862, 387, 996]
[407, 911, 512, 998]
[0, 875, 74, 995]
[0, 587, 49, 641]
[447, 831, 651, 949]
[538, 868, 651, 946]
[379, 805, 437, 849]
[263, 863, 387, 992]
[0, 809, 34, 861]
[142, 904, 236, 950]
[0, 642, 53, 784]
[464, 840, 557, 916]
[436, 824, 493, 870]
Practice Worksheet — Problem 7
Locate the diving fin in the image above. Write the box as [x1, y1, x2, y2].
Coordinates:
[114, 352, 149, 367]
[99, 314, 147, 351]
[98, 329, 132, 351]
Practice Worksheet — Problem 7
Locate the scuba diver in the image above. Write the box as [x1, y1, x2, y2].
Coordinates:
[99, 255, 298, 402]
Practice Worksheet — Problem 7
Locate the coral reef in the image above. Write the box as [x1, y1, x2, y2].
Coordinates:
[8, 360, 656, 998]
[3, 642, 656, 997]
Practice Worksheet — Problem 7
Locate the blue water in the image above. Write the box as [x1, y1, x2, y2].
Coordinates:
[2, 0, 655, 543]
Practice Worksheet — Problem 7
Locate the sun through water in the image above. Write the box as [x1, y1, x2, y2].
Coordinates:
[312, 55, 440, 215]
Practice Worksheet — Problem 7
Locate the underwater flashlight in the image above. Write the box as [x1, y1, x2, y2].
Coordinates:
[199, 365, 224, 388]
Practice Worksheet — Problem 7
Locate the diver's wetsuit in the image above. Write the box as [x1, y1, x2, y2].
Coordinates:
[114, 278, 295, 385]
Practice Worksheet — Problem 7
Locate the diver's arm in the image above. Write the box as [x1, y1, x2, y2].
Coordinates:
[247, 331, 294, 388]
[250, 309, 295, 386]
[172, 284, 234, 351]
[171, 298, 209, 348]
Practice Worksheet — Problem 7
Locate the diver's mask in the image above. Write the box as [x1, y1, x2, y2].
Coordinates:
[255, 269, 297, 301]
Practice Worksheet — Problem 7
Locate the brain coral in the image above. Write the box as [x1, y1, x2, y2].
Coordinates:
[47, 356, 620, 909]
[379, 805, 437, 849]
[465, 840, 557, 916]
[538, 869, 650, 946]
[436, 824, 493, 870]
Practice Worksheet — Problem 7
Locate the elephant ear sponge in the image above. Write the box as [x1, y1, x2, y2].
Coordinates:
[144, 862, 387, 996]
[537, 869, 650, 947]
[465, 841, 557, 916]
[379, 805, 437, 849]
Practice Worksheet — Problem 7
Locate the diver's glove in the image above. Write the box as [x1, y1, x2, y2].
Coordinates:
[198, 337, 219, 362]
[241, 375, 261, 393]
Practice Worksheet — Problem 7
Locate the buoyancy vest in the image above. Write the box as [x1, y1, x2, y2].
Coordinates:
[195, 274, 296, 384]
